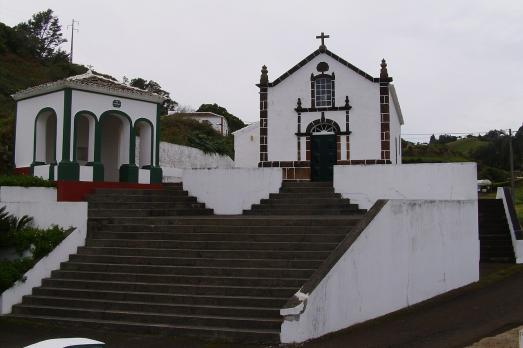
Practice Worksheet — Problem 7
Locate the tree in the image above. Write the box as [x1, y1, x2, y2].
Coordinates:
[196, 103, 246, 133]
[130, 77, 177, 115]
[429, 134, 436, 144]
[14, 9, 67, 60]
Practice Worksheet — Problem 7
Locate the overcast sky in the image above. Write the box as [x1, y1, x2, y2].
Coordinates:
[1, 0, 522, 141]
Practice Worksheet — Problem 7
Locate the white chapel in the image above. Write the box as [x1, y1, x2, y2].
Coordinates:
[234, 33, 404, 181]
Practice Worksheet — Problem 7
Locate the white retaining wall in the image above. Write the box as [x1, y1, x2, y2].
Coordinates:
[497, 188, 523, 263]
[334, 163, 477, 209]
[182, 168, 282, 215]
[281, 199, 479, 343]
[159, 141, 234, 169]
[0, 186, 88, 314]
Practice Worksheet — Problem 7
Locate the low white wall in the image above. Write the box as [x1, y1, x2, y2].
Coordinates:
[159, 141, 234, 169]
[0, 186, 56, 202]
[32, 165, 50, 180]
[138, 169, 150, 184]
[161, 167, 183, 183]
[281, 199, 479, 343]
[79, 166, 93, 181]
[0, 188, 88, 314]
[182, 168, 282, 214]
[334, 163, 477, 209]
[233, 122, 260, 168]
[496, 188, 523, 263]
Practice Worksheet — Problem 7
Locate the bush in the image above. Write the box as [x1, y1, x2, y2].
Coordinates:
[0, 174, 55, 187]
[0, 206, 69, 291]
[0, 258, 33, 291]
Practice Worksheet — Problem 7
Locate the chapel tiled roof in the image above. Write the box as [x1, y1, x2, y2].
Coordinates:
[11, 70, 166, 103]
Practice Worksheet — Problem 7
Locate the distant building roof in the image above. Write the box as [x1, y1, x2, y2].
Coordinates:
[11, 70, 166, 103]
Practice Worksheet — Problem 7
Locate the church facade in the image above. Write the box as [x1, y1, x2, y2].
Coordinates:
[235, 34, 404, 181]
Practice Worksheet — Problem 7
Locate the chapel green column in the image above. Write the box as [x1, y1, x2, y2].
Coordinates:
[119, 117, 138, 183]
[57, 88, 80, 180]
[149, 104, 163, 183]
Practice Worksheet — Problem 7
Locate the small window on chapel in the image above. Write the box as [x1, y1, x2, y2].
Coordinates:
[315, 77, 332, 107]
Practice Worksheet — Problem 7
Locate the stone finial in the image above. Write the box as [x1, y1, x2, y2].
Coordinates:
[345, 96, 350, 108]
[260, 65, 269, 85]
[296, 98, 302, 110]
[380, 59, 389, 79]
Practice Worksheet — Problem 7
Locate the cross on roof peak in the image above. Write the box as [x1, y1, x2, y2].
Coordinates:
[316, 32, 330, 48]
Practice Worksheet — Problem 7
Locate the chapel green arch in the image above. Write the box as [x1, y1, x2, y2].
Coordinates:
[32, 107, 57, 165]
[72, 110, 98, 162]
[134, 117, 155, 169]
[99, 110, 137, 182]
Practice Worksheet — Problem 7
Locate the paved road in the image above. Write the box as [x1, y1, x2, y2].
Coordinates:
[302, 264, 523, 348]
[1, 264, 522, 348]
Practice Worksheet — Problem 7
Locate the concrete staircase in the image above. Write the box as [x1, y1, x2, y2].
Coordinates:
[245, 181, 365, 215]
[9, 182, 366, 343]
[478, 199, 515, 263]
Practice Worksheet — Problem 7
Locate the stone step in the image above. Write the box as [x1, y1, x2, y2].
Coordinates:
[281, 182, 333, 188]
[88, 202, 206, 210]
[41, 278, 297, 298]
[93, 224, 351, 233]
[77, 246, 331, 260]
[244, 208, 364, 215]
[12, 305, 282, 330]
[269, 192, 342, 199]
[85, 238, 339, 251]
[60, 261, 316, 278]
[252, 202, 359, 209]
[33, 287, 288, 308]
[260, 197, 351, 205]
[7, 314, 280, 343]
[94, 189, 184, 195]
[279, 186, 335, 193]
[69, 254, 324, 269]
[89, 231, 346, 243]
[51, 270, 307, 288]
[22, 295, 280, 319]
[90, 216, 361, 226]
[88, 195, 196, 203]
[88, 208, 214, 218]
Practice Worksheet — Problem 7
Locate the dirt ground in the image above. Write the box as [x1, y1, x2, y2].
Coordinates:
[467, 325, 523, 348]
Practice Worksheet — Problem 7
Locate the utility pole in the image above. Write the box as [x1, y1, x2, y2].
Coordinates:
[509, 128, 515, 200]
[67, 19, 79, 63]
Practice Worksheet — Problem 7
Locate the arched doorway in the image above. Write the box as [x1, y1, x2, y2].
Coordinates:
[99, 113, 131, 182]
[135, 119, 153, 168]
[34, 108, 57, 164]
[306, 118, 340, 182]
[73, 112, 97, 166]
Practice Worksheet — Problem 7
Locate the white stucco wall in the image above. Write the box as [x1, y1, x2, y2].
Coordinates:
[496, 188, 523, 263]
[15, 91, 65, 168]
[0, 187, 88, 314]
[181, 168, 282, 214]
[389, 94, 402, 164]
[233, 122, 260, 168]
[280, 199, 479, 343]
[0, 187, 56, 202]
[159, 141, 234, 169]
[334, 163, 477, 209]
[267, 53, 382, 162]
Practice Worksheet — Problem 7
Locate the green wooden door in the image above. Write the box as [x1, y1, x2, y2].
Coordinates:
[311, 134, 337, 182]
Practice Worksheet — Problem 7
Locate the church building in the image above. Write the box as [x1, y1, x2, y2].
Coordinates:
[234, 33, 404, 181]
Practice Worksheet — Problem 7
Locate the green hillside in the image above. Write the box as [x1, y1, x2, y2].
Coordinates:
[0, 12, 236, 173]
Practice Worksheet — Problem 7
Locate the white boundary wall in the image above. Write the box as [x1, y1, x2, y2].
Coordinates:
[0, 187, 88, 314]
[334, 163, 477, 209]
[182, 168, 282, 215]
[496, 188, 523, 263]
[159, 142, 234, 170]
[281, 199, 479, 343]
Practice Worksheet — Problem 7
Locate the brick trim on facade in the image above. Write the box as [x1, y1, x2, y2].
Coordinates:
[259, 65, 269, 162]
[379, 59, 391, 161]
